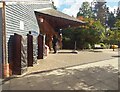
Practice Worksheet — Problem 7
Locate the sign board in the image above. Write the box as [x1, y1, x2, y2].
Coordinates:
[0, 3, 3, 8]
[20, 21, 24, 30]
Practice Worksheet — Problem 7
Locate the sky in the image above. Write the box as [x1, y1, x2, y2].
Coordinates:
[52, 0, 120, 17]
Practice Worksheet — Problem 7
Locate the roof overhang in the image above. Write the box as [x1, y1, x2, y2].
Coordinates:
[35, 8, 86, 30]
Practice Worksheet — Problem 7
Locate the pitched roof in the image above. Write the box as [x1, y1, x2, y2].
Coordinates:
[35, 8, 86, 29]
[35, 8, 85, 23]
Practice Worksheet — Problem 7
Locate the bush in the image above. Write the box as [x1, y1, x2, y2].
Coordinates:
[99, 43, 106, 49]
[62, 37, 74, 49]
[83, 43, 91, 49]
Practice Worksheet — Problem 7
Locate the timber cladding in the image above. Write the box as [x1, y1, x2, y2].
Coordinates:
[0, 1, 52, 76]
[5, 2, 52, 64]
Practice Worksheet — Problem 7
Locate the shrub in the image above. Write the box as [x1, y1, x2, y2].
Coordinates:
[99, 43, 106, 49]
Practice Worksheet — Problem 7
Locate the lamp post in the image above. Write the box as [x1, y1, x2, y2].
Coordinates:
[72, 37, 78, 54]
[72, 29, 78, 54]
[59, 29, 63, 49]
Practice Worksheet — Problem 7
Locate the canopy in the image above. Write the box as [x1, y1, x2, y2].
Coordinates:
[35, 8, 86, 30]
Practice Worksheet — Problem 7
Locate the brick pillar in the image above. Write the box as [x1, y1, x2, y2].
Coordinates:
[3, 63, 12, 78]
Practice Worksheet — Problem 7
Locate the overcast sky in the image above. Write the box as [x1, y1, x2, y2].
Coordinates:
[53, 0, 119, 17]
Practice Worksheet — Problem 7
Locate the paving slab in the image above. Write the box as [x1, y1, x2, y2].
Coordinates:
[27, 49, 118, 74]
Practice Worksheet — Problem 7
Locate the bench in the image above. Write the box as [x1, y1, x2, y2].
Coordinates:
[94, 44, 103, 49]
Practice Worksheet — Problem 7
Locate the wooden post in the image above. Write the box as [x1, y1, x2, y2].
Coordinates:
[27, 34, 33, 66]
[2, 2, 8, 78]
[37, 34, 44, 59]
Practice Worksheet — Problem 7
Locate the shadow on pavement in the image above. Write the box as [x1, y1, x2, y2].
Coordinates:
[58, 52, 78, 54]
[112, 55, 120, 58]
[2, 64, 119, 90]
[43, 65, 119, 90]
[25, 58, 115, 77]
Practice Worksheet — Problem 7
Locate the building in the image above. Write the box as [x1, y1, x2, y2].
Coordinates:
[0, 0, 85, 78]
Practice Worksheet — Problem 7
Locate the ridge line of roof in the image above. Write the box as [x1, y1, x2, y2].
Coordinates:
[35, 8, 86, 24]
[34, 7, 53, 12]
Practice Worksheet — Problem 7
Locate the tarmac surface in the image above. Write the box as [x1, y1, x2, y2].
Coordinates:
[1, 49, 120, 91]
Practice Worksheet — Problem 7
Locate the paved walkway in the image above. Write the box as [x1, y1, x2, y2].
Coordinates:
[1, 49, 119, 91]
[27, 49, 119, 74]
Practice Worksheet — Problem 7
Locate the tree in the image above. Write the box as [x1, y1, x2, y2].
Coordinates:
[77, 2, 93, 18]
[111, 7, 120, 45]
[115, 19, 120, 28]
[116, 7, 120, 19]
[104, 19, 120, 45]
[114, 19, 120, 43]
[62, 17, 106, 49]
[107, 12, 116, 29]
[94, 0, 107, 25]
